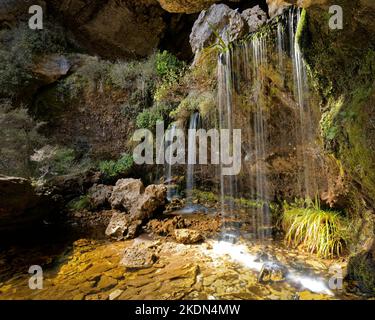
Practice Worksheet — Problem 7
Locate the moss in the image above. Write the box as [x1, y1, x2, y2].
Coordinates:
[68, 195, 92, 211]
[347, 251, 375, 294]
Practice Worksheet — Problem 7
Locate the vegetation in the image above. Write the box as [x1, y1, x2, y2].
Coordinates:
[99, 153, 134, 180]
[282, 198, 349, 258]
[0, 22, 72, 98]
[0, 102, 46, 177]
[68, 195, 92, 211]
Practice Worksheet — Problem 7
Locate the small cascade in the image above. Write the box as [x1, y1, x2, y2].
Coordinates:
[288, 7, 318, 198]
[165, 123, 178, 201]
[186, 112, 201, 204]
[250, 36, 271, 240]
[217, 49, 238, 241]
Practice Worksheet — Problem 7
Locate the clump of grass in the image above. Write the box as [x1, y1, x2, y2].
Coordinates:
[68, 195, 92, 211]
[99, 153, 134, 180]
[282, 198, 349, 259]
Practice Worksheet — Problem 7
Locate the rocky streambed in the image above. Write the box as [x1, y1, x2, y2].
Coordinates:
[0, 208, 368, 300]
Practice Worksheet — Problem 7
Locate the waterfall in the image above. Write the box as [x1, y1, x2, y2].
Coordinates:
[251, 36, 271, 240]
[165, 123, 178, 201]
[217, 50, 238, 241]
[288, 7, 318, 199]
[186, 112, 201, 205]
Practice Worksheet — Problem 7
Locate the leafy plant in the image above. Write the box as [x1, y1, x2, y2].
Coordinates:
[136, 104, 173, 130]
[156, 51, 185, 82]
[99, 153, 134, 179]
[282, 198, 349, 258]
[68, 196, 92, 211]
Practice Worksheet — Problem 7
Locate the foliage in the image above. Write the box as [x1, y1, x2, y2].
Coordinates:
[99, 153, 134, 180]
[282, 198, 349, 258]
[156, 51, 185, 83]
[30, 145, 89, 179]
[136, 104, 173, 130]
[109, 54, 156, 90]
[0, 102, 46, 177]
[0, 22, 72, 98]
[68, 196, 92, 211]
[154, 51, 186, 104]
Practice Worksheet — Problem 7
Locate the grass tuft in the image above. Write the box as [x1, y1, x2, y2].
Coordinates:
[282, 199, 349, 259]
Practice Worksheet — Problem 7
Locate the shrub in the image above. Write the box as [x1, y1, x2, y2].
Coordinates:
[99, 153, 134, 179]
[282, 199, 349, 258]
[156, 51, 185, 82]
[0, 103, 46, 177]
[31, 145, 79, 178]
[109, 54, 157, 90]
[0, 21, 72, 98]
[136, 104, 173, 130]
[68, 196, 92, 211]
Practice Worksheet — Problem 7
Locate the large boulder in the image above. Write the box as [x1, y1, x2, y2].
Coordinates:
[87, 184, 113, 209]
[189, 4, 268, 54]
[347, 238, 375, 294]
[0, 175, 54, 232]
[48, 0, 166, 59]
[156, 0, 218, 13]
[190, 4, 245, 54]
[109, 179, 145, 211]
[241, 5, 267, 33]
[266, 0, 292, 18]
[120, 241, 160, 269]
[32, 55, 71, 84]
[46, 169, 101, 201]
[106, 183, 167, 240]
[174, 229, 203, 244]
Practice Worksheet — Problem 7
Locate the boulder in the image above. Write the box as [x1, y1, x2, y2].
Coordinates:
[105, 211, 142, 240]
[0, 175, 54, 232]
[46, 169, 100, 201]
[48, 0, 166, 59]
[346, 238, 375, 294]
[241, 5, 267, 33]
[120, 241, 160, 269]
[32, 55, 71, 84]
[174, 229, 203, 244]
[266, 0, 292, 18]
[106, 183, 167, 240]
[190, 4, 246, 54]
[109, 179, 145, 211]
[258, 262, 288, 283]
[87, 184, 113, 209]
[156, 0, 218, 13]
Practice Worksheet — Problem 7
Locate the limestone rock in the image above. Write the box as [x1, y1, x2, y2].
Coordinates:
[120, 242, 159, 269]
[241, 5, 267, 33]
[347, 238, 375, 294]
[174, 229, 203, 244]
[87, 184, 113, 209]
[106, 183, 167, 240]
[258, 262, 288, 283]
[109, 179, 144, 211]
[46, 170, 100, 201]
[266, 0, 292, 18]
[48, 0, 166, 59]
[0, 175, 54, 232]
[190, 4, 246, 54]
[105, 211, 142, 240]
[156, 0, 218, 13]
[32, 55, 71, 84]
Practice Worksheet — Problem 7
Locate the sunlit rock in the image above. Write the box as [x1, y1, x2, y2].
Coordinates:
[174, 228, 203, 244]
